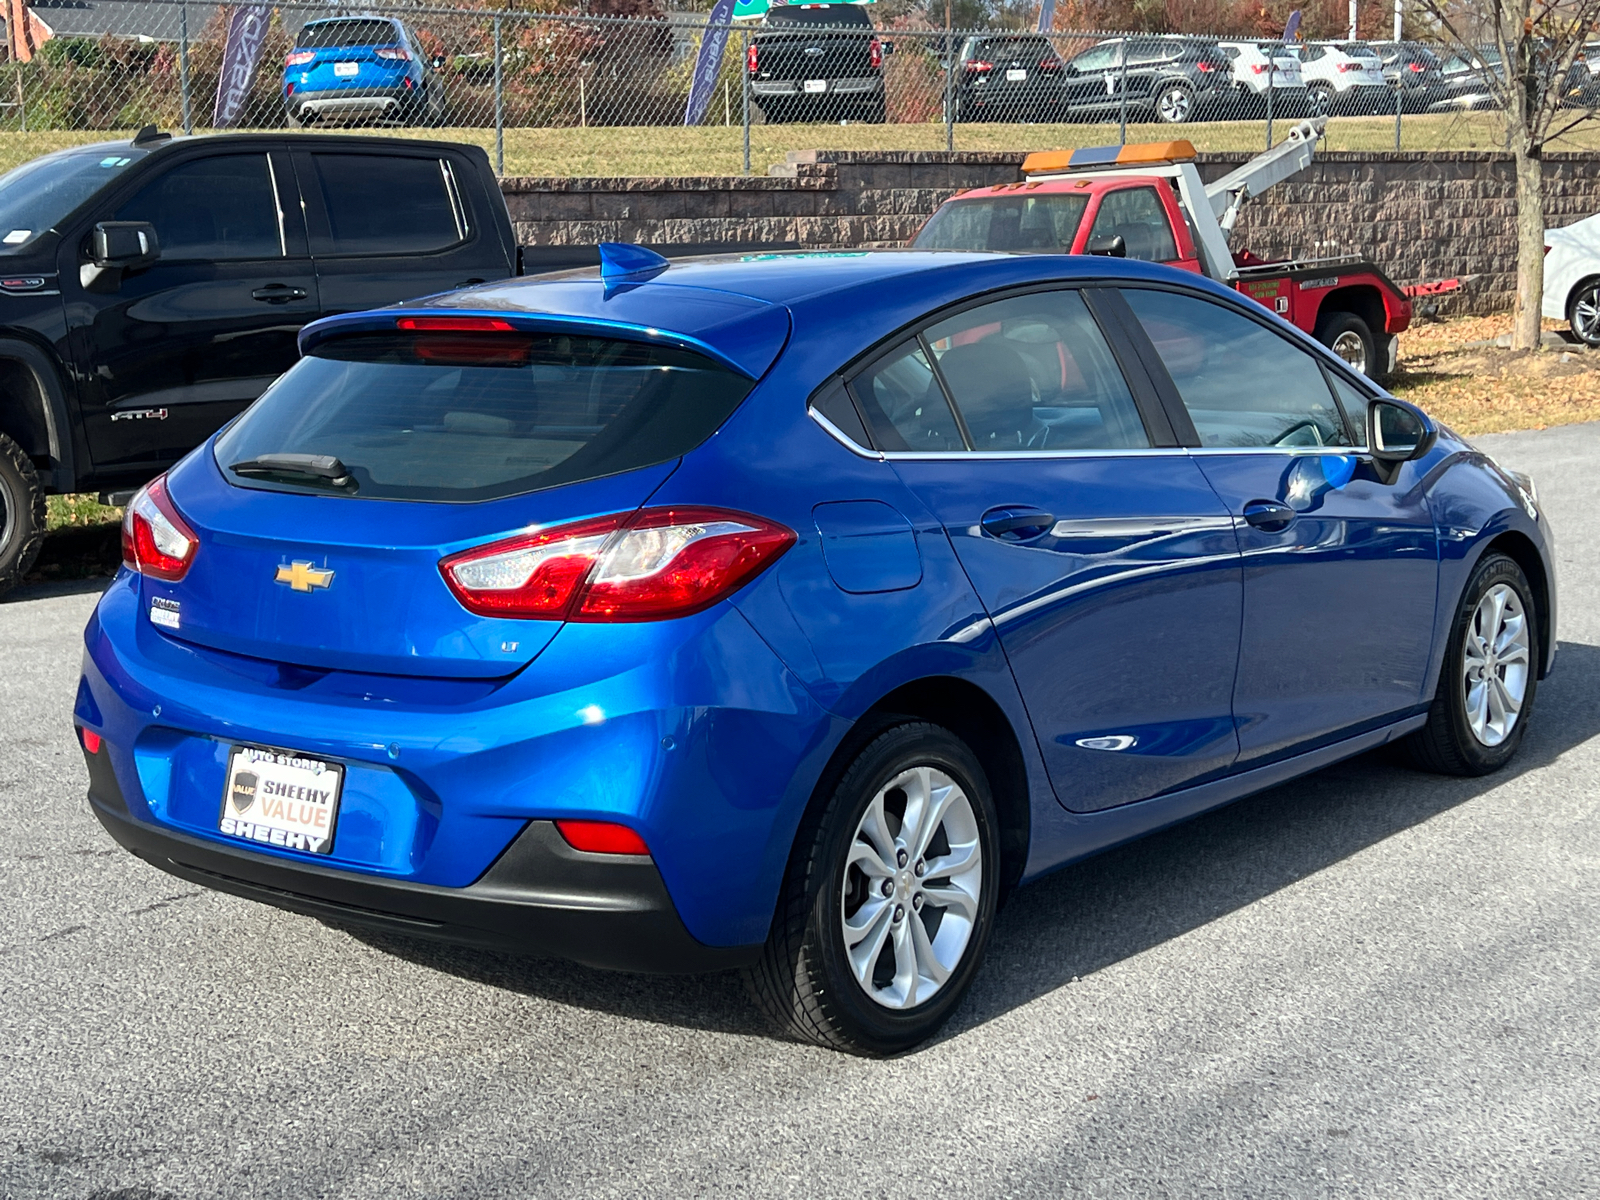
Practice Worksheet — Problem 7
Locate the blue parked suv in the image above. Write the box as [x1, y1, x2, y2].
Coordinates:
[79, 248, 1556, 1055]
[283, 15, 444, 127]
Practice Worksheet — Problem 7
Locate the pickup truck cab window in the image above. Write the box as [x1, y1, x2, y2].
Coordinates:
[307, 152, 462, 256]
[1086, 185, 1179, 263]
[1121, 287, 1354, 447]
[114, 153, 283, 261]
[916, 193, 1087, 252]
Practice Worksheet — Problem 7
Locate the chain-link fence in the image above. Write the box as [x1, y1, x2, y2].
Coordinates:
[2, 0, 1594, 175]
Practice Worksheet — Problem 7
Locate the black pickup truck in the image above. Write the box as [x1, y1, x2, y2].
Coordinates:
[0, 128, 520, 593]
[746, 3, 887, 124]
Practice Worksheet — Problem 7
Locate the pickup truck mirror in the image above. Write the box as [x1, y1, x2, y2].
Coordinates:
[1086, 234, 1126, 257]
[82, 221, 160, 292]
[1367, 395, 1437, 484]
[880, 39, 894, 54]
[431, 53, 447, 69]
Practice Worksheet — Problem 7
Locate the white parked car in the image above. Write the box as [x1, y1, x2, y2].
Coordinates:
[1543, 211, 1600, 345]
[1291, 40, 1389, 114]
[1217, 40, 1309, 115]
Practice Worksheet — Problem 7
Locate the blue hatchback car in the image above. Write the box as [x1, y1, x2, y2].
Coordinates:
[79, 249, 1556, 1054]
[283, 15, 443, 127]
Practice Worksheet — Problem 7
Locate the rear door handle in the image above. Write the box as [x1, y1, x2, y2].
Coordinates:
[1242, 500, 1296, 532]
[251, 284, 308, 304]
[980, 506, 1055, 542]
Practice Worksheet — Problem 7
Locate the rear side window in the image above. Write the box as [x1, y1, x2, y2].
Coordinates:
[310, 154, 461, 256]
[914, 194, 1088, 252]
[114, 154, 281, 260]
[1121, 288, 1353, 448]
[849, 341, 964, 452]
[296, 19, 400, 48]
[1087, 187, 1179, 263]
[925, 291, 1148, 451]
[215, 332, 754, 502]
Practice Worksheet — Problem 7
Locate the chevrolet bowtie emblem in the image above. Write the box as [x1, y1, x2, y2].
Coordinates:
[275, 560, 335, 592]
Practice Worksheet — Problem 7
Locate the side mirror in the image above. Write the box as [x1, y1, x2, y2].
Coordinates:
[1086, 234, 1126, 257]
[880, 40, 894, 54]
[431, 53, 447, 69]
[81, 221, 160, 291]
[92, 221, 161, 269]
[1367, 395, 1437, 484]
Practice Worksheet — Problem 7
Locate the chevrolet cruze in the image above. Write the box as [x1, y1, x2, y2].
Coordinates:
[78, 248, 1556, 1055]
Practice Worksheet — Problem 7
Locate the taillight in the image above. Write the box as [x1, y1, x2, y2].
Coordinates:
[1196, 61, 1215, 72]
[284, 50, 314, 67]
[1038, 56, 1062, 71]
[1251, 63, 1269, 73]
[869, 36, 883, 70]
[375, 46, 412, 60]
[1337, 61, 1361, 72]
[440, 506, 795, 622]
[397, 315, 516, 332]
[747, 42, 759, 73]
[121, 475, 198, 582]
[1408, 61, 1425, 72]
[965, 59, 993, 73]
[556, 820, 649, 855]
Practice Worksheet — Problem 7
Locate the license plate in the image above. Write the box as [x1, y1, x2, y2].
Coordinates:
[220, 745, 343, 856]
[334, 61, 359, 77]
[803, 78, 827, 93]
[1006, 68, 1027, 81]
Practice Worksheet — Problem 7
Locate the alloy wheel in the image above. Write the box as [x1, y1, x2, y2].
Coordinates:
[1157, 86, 1192, 122]
[1571, 282, 1600, 345]
[1331, 329, 1369, 373]
[1461, 583, 1531, 747]
[0, 471, 13, 558]
[839, 765, 983, 1010]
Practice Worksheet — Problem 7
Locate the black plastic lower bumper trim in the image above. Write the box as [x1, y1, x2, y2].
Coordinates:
[89, 796, 760, 974]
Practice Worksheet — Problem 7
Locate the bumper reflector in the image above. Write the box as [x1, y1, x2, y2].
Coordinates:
[79, 728, 102, 754]
[555, 820, 649, 856]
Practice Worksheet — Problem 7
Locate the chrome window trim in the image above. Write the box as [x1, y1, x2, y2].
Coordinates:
[1186, 444, 1372, 455]
[264, 153, 287, 258]
[440, 159, 469, 242]
[808, 405, 884, 460]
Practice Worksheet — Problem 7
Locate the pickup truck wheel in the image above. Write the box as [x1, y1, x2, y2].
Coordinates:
[1307, 83, 1334, 115]
[0, 430, 46, 594]
[1566, 278, 1600, 347]
[1315, 311, 1378, 377]
[1155, 82, 1195, 123]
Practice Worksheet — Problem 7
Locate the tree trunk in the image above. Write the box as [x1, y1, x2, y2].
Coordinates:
[1511, 145, 1544, 351]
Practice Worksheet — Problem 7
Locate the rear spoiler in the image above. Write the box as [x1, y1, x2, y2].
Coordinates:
[518, 241, 802, 277]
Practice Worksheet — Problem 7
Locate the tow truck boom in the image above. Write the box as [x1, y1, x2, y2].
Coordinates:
[1203, 117, 1327, 236]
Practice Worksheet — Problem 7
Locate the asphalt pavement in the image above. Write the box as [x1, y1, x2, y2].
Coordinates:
[3, 423, 1598, 1199]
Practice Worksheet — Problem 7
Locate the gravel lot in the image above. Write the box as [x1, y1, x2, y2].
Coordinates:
[3, 424, 1597, 1200]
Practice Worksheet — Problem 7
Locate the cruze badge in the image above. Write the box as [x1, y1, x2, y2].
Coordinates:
[275, 560, 335, 592]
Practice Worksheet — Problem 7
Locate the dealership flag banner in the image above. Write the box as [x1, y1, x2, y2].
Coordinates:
[213, 5, 271, 128]
[685, 0, 739, 125]
[1037, 0, 1057, 32]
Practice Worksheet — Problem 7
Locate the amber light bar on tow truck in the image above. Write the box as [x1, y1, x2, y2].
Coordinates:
[1022, 140, 1198, 177]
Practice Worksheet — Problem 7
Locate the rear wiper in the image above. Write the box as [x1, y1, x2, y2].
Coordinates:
[229, 453, 356, 491]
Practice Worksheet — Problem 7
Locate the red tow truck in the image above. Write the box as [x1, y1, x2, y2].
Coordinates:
[911, 119, 1412, 380]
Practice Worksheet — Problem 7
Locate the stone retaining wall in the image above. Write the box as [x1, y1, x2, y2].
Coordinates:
[500, 149, 1600, 314]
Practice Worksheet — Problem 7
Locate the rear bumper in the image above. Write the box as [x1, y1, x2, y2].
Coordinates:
[290, 87, 414, 118]
[87, 758, 757, 973]
[751, 76, 883, 98]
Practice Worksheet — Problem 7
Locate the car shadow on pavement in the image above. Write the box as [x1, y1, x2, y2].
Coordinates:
[349, 639, 1600, 1049]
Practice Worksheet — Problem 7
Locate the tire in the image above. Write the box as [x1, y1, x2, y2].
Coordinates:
[1566, 278, 1600, 347]
[284, 106, 305, 129]
[1307, 83, 1333, 115]
[743, 721, 1001, 1056]
[0, 430, 46, 596]
[1315, 310, 1379, 378]
[1402, 553, 1539, 776]
[1154, 82, 1195, 124]
[859, 98, 887, 125]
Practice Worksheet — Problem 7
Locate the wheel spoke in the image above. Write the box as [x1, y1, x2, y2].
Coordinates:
[846, 900, 893, 987]
[1491, 673, 1522, 716]
[910, 778, 962, 864]
[844, 896, 891, 946]
[921, 838, 979, 884]
[909, 913, 951, 987]
[1494, 612, 1526, 657]
[924, 884, 978, 924]
[857, 793, 897, 867]
[1486, 674, 1508, 730]
[846, 838, 893, 880]
[1497, 643, 1530, 668]
[890, 917, 918, 1008]
[1468, 679, 1490, 738]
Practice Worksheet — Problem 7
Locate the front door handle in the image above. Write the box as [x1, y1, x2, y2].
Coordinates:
[980, 506, 1055, 542]
[1242, 499, 1296, 532]
[251, 284, 308, 304]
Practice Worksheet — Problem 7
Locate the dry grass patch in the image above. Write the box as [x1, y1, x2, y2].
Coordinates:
[1390, 313, 1600, 435]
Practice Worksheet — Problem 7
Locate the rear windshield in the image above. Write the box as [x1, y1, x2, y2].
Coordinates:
[913, 193, 1089, 253]
[1336, 42, 1376, 55]
[215, 331, 754, 502]
[973, 37, 1054, 58]
[296, 19, 402, 49]
[765, 5, 872, 27]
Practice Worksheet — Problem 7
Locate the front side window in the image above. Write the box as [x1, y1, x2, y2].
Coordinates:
[311, 154, 460, 256]
[1071, 43, 1120, 71]
[913, 193, 1089, 252]
[114, 154, 281, 261]
[1087, 186, 1179, 263]
[1121, 288, 1353, 448]
[925, 290, 1148, 452]
[215, 331, 753, 502]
